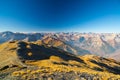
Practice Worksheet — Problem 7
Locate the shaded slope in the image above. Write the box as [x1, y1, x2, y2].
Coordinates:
[82, 55, 120, 74]
[36, 36, 91, 55]
[0, 41, 120, 80]
[0, 41, 84, 70]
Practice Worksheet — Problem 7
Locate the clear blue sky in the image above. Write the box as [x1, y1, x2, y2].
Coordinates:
[0, 0, 120, 32]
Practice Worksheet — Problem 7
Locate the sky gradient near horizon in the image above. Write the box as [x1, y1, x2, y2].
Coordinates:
[0, 0, 120, 32]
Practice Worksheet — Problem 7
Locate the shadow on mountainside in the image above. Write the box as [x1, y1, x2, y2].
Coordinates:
[16, 41, 84, 63]
[90, 60, 120, 74]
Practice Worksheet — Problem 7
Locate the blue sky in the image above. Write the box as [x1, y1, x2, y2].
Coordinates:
[0, 0, 120, 32]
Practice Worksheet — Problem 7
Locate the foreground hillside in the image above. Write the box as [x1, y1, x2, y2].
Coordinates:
[0, 41, 120, 80]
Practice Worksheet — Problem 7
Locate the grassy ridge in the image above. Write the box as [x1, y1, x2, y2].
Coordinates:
[0, 41, 120, 80]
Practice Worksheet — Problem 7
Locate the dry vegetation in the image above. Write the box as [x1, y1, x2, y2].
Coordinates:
[0, 41, 120, 80]
[10, 58, 120, 80]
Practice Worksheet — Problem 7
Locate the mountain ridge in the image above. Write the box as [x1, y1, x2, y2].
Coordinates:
[1, 41, 120, 79]
[0, 31, 120, 61]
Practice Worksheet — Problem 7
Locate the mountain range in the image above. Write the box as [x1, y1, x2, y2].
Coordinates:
[0, 31, 120, 61]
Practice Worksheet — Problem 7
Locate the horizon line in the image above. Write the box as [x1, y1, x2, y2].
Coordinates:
[0, 31, 120, 34]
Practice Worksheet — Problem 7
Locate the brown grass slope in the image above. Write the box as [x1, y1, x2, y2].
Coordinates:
[0, 40, 84, 70]
[0, 41, 26, 69]
[0, 41, 120, 79]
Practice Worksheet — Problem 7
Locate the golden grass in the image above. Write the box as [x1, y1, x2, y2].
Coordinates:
[1, 41, 120, 79]
[11, 53, 120, 80]
[23, 55, 120, 80]
[12, 59, 120, 80]
[49, 56, 64, 62]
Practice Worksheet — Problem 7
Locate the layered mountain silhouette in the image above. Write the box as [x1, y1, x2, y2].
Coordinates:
[0, 31, 120, 61]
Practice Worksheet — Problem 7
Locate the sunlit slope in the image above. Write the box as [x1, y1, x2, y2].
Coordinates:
[0, 40, 84, 69]
[0, 41, 120, 79]
[0, 41, 26, 69]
